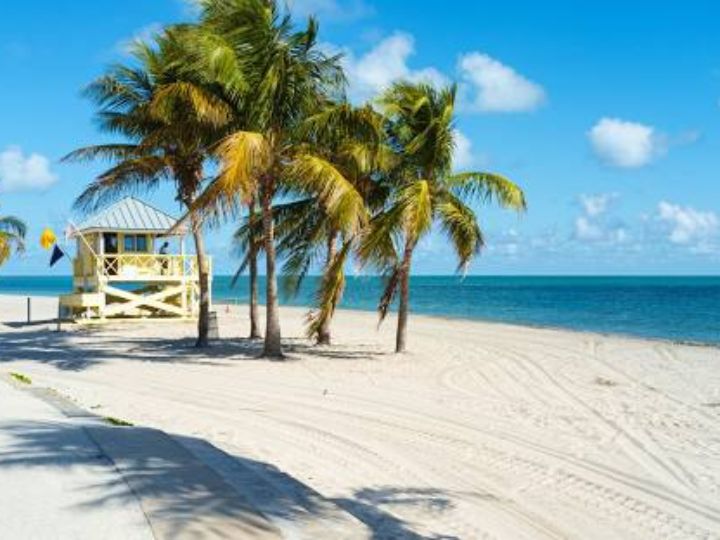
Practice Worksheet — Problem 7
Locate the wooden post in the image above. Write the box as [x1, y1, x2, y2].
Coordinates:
[180, 237, 188, 316]
[26, 297, 31, 324]
[207, 258, 213, 310]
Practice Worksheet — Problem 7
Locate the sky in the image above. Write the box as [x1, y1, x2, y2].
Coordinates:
[1, 0, 720, 276]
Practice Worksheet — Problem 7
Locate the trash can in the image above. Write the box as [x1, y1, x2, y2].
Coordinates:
[208, 311, 220, 340]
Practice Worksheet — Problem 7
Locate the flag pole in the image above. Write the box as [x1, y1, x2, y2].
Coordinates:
[67, 220, 98, 258]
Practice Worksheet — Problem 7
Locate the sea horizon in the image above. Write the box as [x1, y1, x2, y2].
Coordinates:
[2, 274, 719, 346]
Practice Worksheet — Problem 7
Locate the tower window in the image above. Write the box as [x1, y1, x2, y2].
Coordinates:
[124, 234, 148, 252]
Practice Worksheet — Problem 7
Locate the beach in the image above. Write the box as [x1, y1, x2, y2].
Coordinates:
[1, 294, 720, 539]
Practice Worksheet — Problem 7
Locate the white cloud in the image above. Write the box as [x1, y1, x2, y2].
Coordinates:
[334, 35, 546, 114]
[579, 193, 618, 217]
[588, 117, 663, 168]
[286, 0, 373, 21]
[458, 52, 546, 113]
[573, 218, 628, 244]
[672, 129, 701, 146]
[656, 201, 718, 245]
[337, 32, 448, 102]
[573, 192, 627, 244]
[0, 146, 57, 192]
[574, 216, 604, 241]
[452, 129, 489, 171]
[496, 228, 520, 255]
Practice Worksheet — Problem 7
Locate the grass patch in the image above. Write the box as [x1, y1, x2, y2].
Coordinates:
[9, 372, 31, 385]
[104, 416, 133, 427]
[594, 377, 618, 387]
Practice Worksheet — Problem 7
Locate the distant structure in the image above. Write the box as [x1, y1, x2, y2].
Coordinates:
[59, 197, 211, 321]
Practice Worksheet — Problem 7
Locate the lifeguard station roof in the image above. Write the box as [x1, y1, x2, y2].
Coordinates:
[75, 197, 185, 236]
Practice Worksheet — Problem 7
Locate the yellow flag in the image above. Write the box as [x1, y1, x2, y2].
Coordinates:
[40, 228, 57, 250]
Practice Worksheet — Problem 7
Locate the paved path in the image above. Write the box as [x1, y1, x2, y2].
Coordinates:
[0, 379, 153, 539]
[0, 375, 370, 539]
[0, 378, 282, 539]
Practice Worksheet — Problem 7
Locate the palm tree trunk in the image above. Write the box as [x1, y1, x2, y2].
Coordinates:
[248, 246, 261, 339]
[248, 200, 261, 339]
[395, 242, 414, 353]
[191, 213, 210, 348]
[260, 177, 283, 358]
[317, 230, 337, 345]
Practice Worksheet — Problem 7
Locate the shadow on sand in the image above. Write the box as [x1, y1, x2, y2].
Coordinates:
[0, 321, 391, 371]
[0, 321, 272, 371]
[0, 416, 458, 539]
[0, 313, 461, 538]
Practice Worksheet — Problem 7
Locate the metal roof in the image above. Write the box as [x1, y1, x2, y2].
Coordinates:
[75, 197, 185, 235]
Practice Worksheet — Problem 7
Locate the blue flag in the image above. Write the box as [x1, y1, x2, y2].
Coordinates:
[49, 245, 65, 267]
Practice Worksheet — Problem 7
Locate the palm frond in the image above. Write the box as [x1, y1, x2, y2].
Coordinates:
[447, 172, 527, 211]
[73, 156, 171, 213]
[0, 217, 26, 267]
[283, 154, 367, 235]
[300, 102, 382, 147]
[0, 234, 13, 266]
[275, 199, 328, 296]
[305, 239, 352, 340]
[192, 130, 269, 223]
[151, 81, 232, 127]
[357, 203, 403, 270]
[0, 215, 28, 239]
[377, 265, 401, 324]
[62, 144, 140, 163]
[436, 191, 483, 272]
[399, 179, 434, 242]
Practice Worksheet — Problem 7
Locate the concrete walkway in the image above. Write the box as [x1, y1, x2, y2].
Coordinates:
[0, 379, 153, 539]
[0, 378, 281, 539]
[0, 375, 371, 539]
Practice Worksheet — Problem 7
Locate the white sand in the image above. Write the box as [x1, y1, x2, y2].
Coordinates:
[1, 294, 720, 539]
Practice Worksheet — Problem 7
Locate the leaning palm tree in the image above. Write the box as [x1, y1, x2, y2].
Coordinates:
[178, 0, 359, 357]
[0, 211, 26, 267]
[232, 101, 387, 345]
[64, 36, 227, 347]
[281, 102, 390, 345]
[231, 196, 262, 339]
[360, 81, 527, 353]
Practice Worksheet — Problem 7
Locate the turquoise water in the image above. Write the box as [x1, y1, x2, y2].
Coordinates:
[1, 275, 719, 345]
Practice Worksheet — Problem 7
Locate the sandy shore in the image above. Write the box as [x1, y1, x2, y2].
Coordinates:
[1, 294, 719, 539]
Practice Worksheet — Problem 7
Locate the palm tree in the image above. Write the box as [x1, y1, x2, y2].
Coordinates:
[177, 0, 359, 357]
[64, 37, 227, 347]
[280, 102, 389, 345]
[231, 196, 262, 339]
[232, 101, 388, 346]
[360, 81, 527, 353]
[0, 211, 26, 267]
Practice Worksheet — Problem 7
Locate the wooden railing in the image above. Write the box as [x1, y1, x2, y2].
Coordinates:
[74, 254, 210, 281]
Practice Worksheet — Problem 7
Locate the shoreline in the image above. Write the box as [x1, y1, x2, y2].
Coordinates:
[3, 291, 719, 350]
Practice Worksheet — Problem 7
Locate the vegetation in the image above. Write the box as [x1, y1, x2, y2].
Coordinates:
[360, 82, 526, 352]
[64, 36, 221, 347]
[9, 372, 32, 385]
[233, 101, 386, 345]
[168, 0, 365, 357]
[0, 211, 26, 267]
[104, 416, 134, 427]
[69, 0, 526, 356]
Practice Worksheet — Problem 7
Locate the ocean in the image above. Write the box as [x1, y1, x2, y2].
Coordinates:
[1, 275, 719, 345]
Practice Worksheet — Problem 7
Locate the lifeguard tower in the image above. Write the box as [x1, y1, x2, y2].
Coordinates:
[59, 197, 211, 321]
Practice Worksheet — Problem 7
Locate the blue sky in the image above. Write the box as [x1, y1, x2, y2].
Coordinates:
[1, 0, 720, 275]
